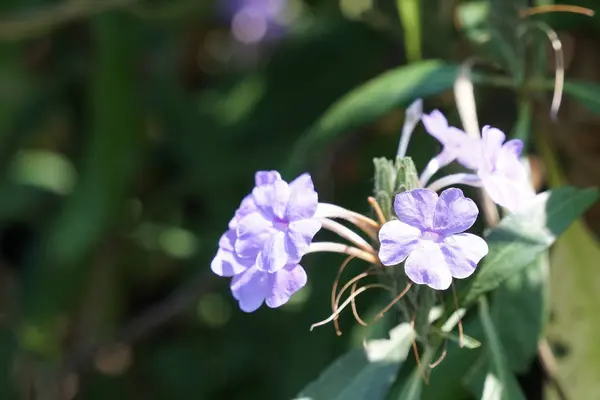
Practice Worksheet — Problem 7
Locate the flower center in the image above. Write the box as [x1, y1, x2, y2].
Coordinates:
[420, 230, 442, 242]
[273, 217, 289, 231]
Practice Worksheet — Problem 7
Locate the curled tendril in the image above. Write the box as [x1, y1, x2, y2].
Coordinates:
[429, 340, 448, 369]
[310, 284, 393, 331]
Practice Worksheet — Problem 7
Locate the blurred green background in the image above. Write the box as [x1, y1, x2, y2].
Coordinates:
[1, 0, 600, 399]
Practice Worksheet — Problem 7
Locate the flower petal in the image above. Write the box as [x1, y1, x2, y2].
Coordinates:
[230, 194, 257, 230]
[231, 266, 268, 312]
[285, 173, 318, 221]
[285, 219, 322, 264]
[235, 212, 273, 257]
[481, 125, 506, 166]
[254, 170, 281, 186]
[433, 188, 479, 235]
[404, 241, 452, 290]
[257, 230, 288, 272]
[265, 264, 308, 308]
[496, 142, 528, 181]
[421, 110, 450, 143]
[393, 188, 438, 230]
[211, 248, 252, 277]
[252, 180, 290, 220]
[480, 173, 535, 212]
[440, 233, 488, 279]
[378, 220, 421, 266]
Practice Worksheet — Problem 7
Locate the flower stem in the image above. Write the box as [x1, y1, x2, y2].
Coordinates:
[307, 242, 379, 264]
[319, 218, 375, 254]
[315, 203, 379, 239]
[426, 173, 481, 192]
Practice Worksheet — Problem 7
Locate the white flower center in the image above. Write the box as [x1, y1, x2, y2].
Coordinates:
[421, 231, 442, 242]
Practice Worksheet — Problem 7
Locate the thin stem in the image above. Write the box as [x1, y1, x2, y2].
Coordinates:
[307, 242, 379, 264]
[367, 196, 386, 225]
[520, 5, 594, 17]
[310, 284, 392, 331]
[419, 158, 441, 187]
[451, 283, 464, 348]
[539, 339, 569, 400]
[350, 282, 369, 327]
[429, 340, 448, 368]
[335, 270, 388, 310]
[332, 256, 355, 336]
[315, 203, 379, 240]
[374, 283, 413, 321]
[319, 218, 375, 254]
[426, 173, 481, 192]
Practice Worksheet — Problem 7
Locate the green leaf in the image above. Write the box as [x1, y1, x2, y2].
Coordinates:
[462, 186, 599, 305]
[284, 60, 458, 175]
[563, 80, 600, 117]
[491, 254, 549, 373]
[295, 323, 414, 400]
[464, 298, 526, 400]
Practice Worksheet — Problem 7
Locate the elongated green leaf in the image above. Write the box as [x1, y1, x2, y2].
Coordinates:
[462, 186, 598, 305]
[563, 80, 600, 117]
[295, 324, 413, 400]
[491, 254, 549, 373]
[284, 60, 458, 175]
[464, 298, 526, 400]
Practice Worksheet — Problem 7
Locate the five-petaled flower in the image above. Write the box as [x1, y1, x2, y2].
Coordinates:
[476, 126, 535, 211]
[211, 171, 321, 312]
[378, 188, 489, 290]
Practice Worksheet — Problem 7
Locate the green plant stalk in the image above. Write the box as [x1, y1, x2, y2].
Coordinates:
[396, 0, 422, 63]
[20, 11, 143, 357]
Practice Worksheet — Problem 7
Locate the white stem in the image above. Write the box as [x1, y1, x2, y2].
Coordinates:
[397, 99, 423, 158]
[426, 173, 482, 192]
[318, 218, 374, 253]
[315, 203, 379, 239]
[419, 157, 441, 187]
[307, 242, 379, 264]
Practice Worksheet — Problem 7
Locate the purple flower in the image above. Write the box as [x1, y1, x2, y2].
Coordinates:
[211, 170, 320, 312]
[222, 0, 287, 44]
[378, 188, 488, 290]
[211, 170, 281, 277]
[421, 110, 481, 170]
[235, 173, 322, 273]
[476, 126, 535, 211]
[231, 264, 307, 312]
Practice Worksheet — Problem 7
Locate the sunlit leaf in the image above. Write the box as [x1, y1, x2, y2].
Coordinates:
[295, 323, 414, 400]
[462, 186, 598, 305]
[285, 61, 458, 175]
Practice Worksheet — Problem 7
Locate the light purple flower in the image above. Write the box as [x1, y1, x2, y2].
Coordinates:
[235, 173, 322, 273]
[211, 170, 319, 313]
[476, 126, 535, 211]
[222, 0, 287, 44]
[378, 188, 488, 290]
[231, 263, 307, 312]
[211, 170, 281, 277]
[421, 110, 481, 170]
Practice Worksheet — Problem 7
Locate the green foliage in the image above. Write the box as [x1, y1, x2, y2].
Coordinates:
[295, 324, 414, 400]
[0, 0, 599, 398]
[285, 61, 458, 175]
[462, 186, 599, 305]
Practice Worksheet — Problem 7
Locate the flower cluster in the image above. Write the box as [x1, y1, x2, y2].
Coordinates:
[211, 102, 535, 318]
[211, 171, 321, 312]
